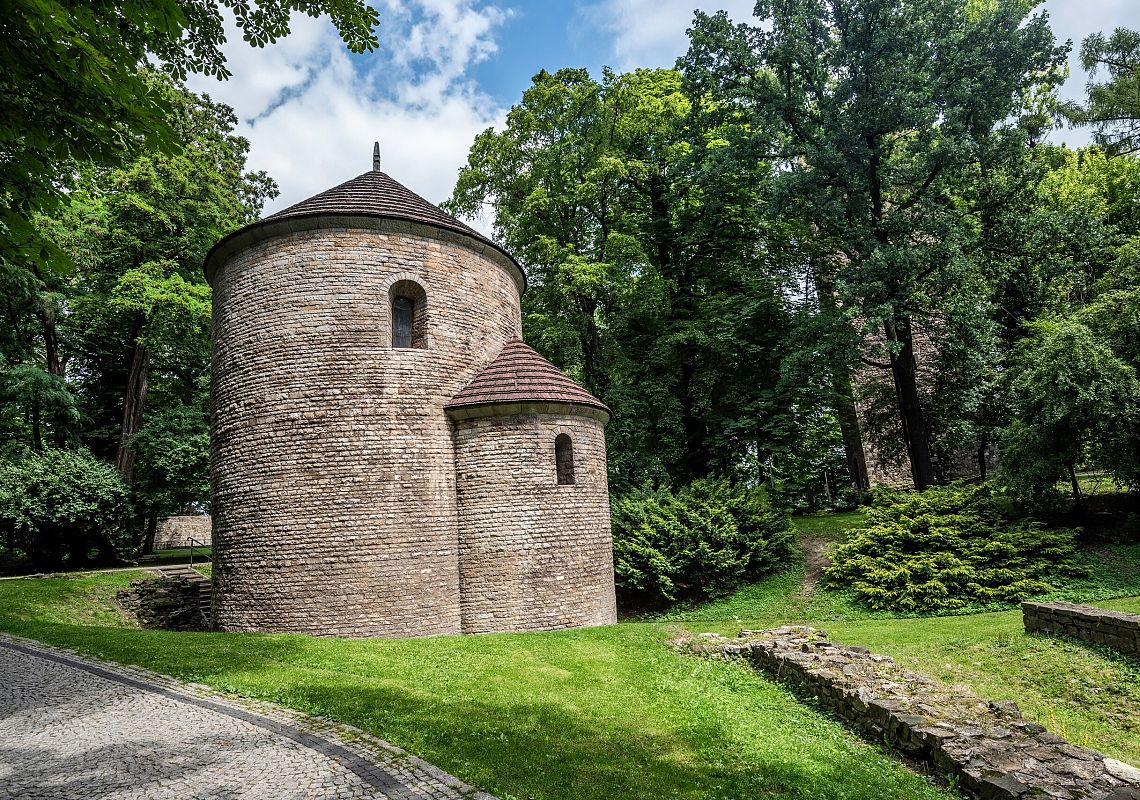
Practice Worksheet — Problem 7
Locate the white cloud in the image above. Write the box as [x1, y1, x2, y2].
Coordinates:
[581, 0, 757, 70]
[187, 2, 509, 226]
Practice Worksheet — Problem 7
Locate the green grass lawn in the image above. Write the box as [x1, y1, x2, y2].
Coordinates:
[2, 506, 1137, 798]
[690, 602, 1140, 767]
[665, 515, 1140, 768]
[0, 571, 951, 800]
[786, 510, 868, 541]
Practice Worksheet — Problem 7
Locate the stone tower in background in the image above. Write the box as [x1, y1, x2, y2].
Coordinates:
[204, 146, 616, 637]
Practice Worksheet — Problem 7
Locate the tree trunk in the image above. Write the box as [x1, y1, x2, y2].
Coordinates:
[812, 264, 871, 491]
[885, 318, 934, 490]
[143, 515, 158, 555]
[977, 440, 988, 481]
[577, 296, 608, 401]
[116, 317, 150, 483]
[677, 347, 704, 482]
[1068, 464, 1085, 516]
[834, 373, 870, 489]
[39, 306, 62, 377]
[31, 264, 63, 377]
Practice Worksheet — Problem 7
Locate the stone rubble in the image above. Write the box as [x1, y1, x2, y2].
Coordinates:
[116, 576, 206, 632]
[699, 626, 1140, 800]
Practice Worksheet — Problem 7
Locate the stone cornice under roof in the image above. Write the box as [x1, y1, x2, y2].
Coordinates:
[445, 338, 611, 423]
[203, 170, 525, 291]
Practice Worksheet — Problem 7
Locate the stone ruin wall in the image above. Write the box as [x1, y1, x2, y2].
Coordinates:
[155, 515, 212, 549]
[210, 224, 521, 637]
[452, 411, 617, 633]
[1024, 601, 1140, 659]
[117, 577, 207, 632]
[707, 627, 1140, 800]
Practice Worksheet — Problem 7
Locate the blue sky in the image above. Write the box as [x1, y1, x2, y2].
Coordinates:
[188, 0, 1140, 226]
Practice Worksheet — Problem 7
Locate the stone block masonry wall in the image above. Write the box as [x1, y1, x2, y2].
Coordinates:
[1024, 602, 1140, 659]
[210, 227, 521, 637]
[116, 577, 207, 631]
[705, 627, 1140, 800]
[154, 515, 211, 549]
[452, 412, 617, 633]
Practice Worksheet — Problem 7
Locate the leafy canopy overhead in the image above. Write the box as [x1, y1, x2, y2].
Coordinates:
[1, 0, 378, 267]
[682, 0, 1065, 490]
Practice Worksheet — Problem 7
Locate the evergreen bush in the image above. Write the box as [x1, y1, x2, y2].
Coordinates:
[612, 479, 794, 608]
[0, 447, 133, 570]
[824, 482, 1086, 612]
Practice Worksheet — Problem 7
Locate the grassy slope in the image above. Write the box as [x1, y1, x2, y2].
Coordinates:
[0, 571, 949, 800]
[676, 512, 1140, 766]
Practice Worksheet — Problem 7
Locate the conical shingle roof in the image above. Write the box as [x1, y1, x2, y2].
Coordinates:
[204, 152, 523, 288]
[446, 339, 610, 419]
[265, 170, 488, 244]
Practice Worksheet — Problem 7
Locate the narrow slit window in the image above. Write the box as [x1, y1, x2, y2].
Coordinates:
[555, 433, 575, 485]
[392, 295, 414, 348]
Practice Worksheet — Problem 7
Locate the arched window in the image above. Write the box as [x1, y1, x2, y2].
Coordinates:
[392, 296, 414, 347]
[555, 433, 575, 485]
[389, 280, 427, 349]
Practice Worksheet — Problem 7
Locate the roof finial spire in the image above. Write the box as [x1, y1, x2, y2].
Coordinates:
[372, 141, 381, 171]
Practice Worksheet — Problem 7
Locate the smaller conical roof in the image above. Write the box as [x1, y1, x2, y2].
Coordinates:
[446, 339, 610, 419]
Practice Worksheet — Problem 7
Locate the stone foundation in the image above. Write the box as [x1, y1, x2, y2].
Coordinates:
[1023, 602, 1140, 659]
[116, 577, 207, 632]
[704, 627, 1140, 800]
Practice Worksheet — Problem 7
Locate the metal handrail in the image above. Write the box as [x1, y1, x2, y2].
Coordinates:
[187, 537, 212, 570]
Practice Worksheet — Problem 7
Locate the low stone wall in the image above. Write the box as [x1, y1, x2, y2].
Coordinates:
[116, 577, 206, 632]
[1024, 601, 1140, 658]
[155, 515, 211, 550]
[703, 627, 1140, 800]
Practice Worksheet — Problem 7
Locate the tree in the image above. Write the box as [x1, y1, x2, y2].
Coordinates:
[1, 0, 378, 270]
[49, 78, 272, 489]
[1068, 28, 1140, 154]
[447, 68, 795, 489]
[0, 447, 132, 570]
[1002, 318, 1140, 511]
[0, 77, 275, 554]
[682, 0, 1065, 489]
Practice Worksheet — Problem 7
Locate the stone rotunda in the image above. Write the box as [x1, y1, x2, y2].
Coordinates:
[204, 146, 617, 637]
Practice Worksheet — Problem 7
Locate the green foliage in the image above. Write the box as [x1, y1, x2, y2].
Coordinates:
[1068, 28, 1140, 154]
[0, 76, 273, 548]
[447, 67, 795, 490]
[683, 0, 1066, 490]
[0, 364, 81, 449]
[1, 0, 377, 269]
[611, 479, 794, 607]
[0, 447, 132, 570]
[131, 401, 211, 517]
[1002, 317, 1140, 501]
[825, 483, 1086, 613]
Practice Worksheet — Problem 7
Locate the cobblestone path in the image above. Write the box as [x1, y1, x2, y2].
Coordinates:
[0, 637, 495, 800]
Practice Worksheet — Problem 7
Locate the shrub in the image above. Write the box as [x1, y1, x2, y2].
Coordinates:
[0, 447, 133, 570]
[612, 479, 794, 608]
[824, 482, 1086, 613]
